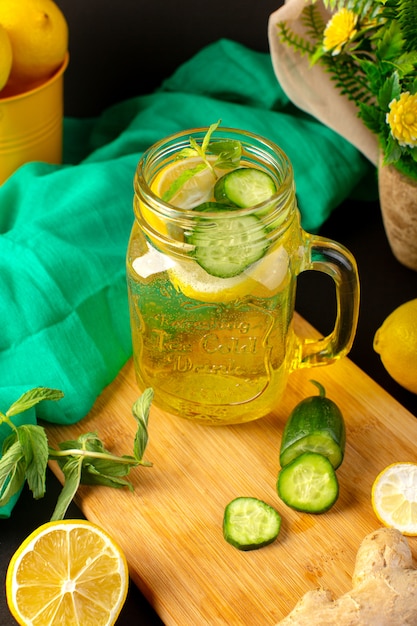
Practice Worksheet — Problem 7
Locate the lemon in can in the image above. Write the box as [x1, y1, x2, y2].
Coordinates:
[0, 23, 12, 91]
[0, 0, 68, 85]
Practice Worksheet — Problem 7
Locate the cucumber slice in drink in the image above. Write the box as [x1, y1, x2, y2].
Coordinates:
[277, 452, 339, 514]
[223, 497, 282, 551]
[214, 167, 277, 208]
[187, 213, 268, 278]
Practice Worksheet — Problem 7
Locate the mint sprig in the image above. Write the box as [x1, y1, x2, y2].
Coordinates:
[177, 119, 242, 174]
[0, 386, 154, 520]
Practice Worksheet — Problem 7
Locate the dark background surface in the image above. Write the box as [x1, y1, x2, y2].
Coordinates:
[1, 1, 416, 624]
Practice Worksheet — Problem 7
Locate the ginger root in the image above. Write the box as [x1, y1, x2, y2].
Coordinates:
[277, 528, 417, 625]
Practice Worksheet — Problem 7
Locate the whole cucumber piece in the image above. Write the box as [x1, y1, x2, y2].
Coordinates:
[279, 380, 346, 469]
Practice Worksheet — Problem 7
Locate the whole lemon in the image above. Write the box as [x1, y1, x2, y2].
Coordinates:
[0, 0, 68, 85]
[0, 22, 12, 91]
[373, 299, 417, 394]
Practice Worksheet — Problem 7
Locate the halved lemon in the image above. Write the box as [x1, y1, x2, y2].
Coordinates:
[371, 462, 417, 536]
[6, 519, 129, 626]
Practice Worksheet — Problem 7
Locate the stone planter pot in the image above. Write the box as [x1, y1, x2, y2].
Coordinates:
[378, 161, 417, 272]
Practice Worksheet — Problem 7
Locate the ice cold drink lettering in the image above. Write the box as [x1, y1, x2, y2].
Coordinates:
[128, 270, 293, 424]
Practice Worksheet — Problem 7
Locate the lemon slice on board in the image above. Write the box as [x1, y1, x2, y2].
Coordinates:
[6, 519, 129, 626]
[372, 462, 417, 536]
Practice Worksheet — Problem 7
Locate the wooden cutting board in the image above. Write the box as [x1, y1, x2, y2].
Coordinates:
[46, 313, 417, 625]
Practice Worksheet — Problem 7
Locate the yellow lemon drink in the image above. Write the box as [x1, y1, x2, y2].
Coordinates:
[127, 124, 360, 425]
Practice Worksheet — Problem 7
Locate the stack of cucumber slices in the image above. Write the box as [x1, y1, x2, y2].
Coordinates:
[188, 167, 277, 279]
[277, 380, 345, 514]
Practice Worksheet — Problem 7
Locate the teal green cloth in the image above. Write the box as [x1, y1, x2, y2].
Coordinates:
[0, 39, 375, 516]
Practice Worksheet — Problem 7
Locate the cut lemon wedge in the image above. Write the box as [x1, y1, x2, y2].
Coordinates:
[371, 462, 417, 536]
[6, 519, 129, 626]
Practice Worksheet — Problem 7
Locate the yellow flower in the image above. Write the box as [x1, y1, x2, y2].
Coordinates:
[323, 8, 358, 55]
[386, 92, 417, 148]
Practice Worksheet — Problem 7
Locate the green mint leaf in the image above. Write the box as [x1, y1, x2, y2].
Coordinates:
[17, 425, 49, 500]
[201, 120, 221, 154]
[0, 440, 26, 507]
[81, 455, 137, 478]
[209, 140, 242, 170]
[80, 462, 135, 490]
[178, 119, 223, 166]
[57, 432, 105, 455]
[50, 431, 141, 487]
[50, 455, 83, 521]
[132, 388, 154, 461]
[177, 147, 199, 159]
[1, 431, 18, 455]
[6, 387, 64, 418]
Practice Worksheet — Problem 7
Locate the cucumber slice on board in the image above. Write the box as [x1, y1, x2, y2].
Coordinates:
[187, 213, 268, 278]
[279, 381, 346, 469]
[223, 497, 282, 551]
[277, 452, 339, 513]
[214, 168, 277, 207]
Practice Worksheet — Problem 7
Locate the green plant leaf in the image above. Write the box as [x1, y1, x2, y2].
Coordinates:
[80, 462, 135, 489]
[208, 140, 242, 169]
[383, 134, 403, 165]
[6, 388, 64, 418]
[0, 440, 26, 506]
[359, 102, 385, 134]
[376, 19, 404, 61]
[17, 425, 49, 499]
[378, 72, 401, 110]
[1, 387, 154, 520]
[50, 455, 83, 521]
[132, 388, 154, 462]
[395, 51, 417, 77]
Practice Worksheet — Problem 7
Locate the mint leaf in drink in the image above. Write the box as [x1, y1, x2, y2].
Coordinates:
[208, 139, 242, 170]
[177, 120, 242, 175]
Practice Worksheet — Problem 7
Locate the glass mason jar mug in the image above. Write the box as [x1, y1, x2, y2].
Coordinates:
[127, 126, 359, 425]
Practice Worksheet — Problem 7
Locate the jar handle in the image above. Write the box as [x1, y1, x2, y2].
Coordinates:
[294, 234, 360, 368]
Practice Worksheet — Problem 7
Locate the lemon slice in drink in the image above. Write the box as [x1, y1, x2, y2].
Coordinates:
[153, 156, 216, 209]
[140, 157, 216, 237]
[371, 462, 417, 536]
[169, 245, 289, 303]
[6, 519, 129, 626]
